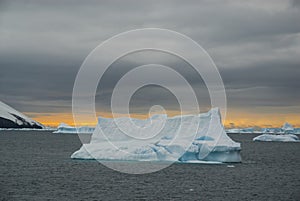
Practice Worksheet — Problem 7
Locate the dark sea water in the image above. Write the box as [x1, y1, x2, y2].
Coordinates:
[0, 131, 299, 201]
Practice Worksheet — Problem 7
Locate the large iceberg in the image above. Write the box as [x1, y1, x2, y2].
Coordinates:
[71, 108, 241, 163]
[53, 123, 95, 134]
[253, 134, 299, 142]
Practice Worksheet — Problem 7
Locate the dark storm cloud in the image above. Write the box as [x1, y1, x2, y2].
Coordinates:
[0, 0, 299, 115]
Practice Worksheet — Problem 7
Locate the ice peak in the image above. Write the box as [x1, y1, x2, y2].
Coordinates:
[282, 122, 294, 131]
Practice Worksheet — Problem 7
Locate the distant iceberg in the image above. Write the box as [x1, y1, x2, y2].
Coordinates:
[226, 127, 254, 134]
[226, 128, 240, 134]
[254, 123, 300, 141]
[53, 123, 95, 134]
[261, 127, 282, 134]
[294, 128, 300, 134]
[281, 122, 294, 134]
[71, 108, 241, 163]
[227, 122, 300, 135]
[253, 134, 299, 142]
[259, 122, 299, 135]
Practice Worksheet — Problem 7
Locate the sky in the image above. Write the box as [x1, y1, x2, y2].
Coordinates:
[0, 0, 300, 127]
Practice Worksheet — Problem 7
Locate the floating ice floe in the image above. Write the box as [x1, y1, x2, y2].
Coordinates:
[253, 134, 299, 142]
[53, 123, 95, 134]
[71, 108, 241, 163]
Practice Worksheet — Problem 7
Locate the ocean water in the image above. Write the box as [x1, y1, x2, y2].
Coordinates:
[0, 131, 299, 201]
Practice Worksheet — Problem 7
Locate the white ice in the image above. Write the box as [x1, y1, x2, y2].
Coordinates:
[281, 122, 294, 134]
[71, 108, 241, 163]
[253, 134, 299, 142]
[260, 122, 298, 135]
[226, 128, 254, 134]
[53, 123, 95, 134]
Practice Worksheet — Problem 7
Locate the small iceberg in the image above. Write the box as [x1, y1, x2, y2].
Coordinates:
[261, 128, 282, 134]
[71, 108, 241, 163]
[253, 134, 299, 142]
[259, 122, 299, 135]
[53, 123, 95, 134]
[281, 122, 294, 134]
[226, 127, 254, 134]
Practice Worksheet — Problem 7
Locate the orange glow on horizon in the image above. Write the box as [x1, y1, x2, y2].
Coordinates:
[25, 110, 300, 128]
[224, 114, 300, 128]
[25, 111, 184, 127]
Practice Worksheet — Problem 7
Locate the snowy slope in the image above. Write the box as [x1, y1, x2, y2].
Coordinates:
[0, 101, 44, 129]
[71, 108, 241, 163]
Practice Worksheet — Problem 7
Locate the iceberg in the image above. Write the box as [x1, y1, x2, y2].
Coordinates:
[71, 108, 241, 164]
[259, 122, 297, 135]
[240, 128, 254, 133]
[253, 134, 299, 142]
[226, 127, 254, 134]
[281, 122, 294, 134]
[261, 127, 282, 134]
[226, 128, 241, 134]
[53, 123, 95, 134]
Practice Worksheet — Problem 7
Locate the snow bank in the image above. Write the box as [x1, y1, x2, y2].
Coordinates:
[71, 108, 241, 163]
[253, 134, 299, 142]
[53, 123, 95, 134]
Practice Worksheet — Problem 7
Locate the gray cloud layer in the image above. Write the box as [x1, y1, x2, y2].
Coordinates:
[0, 0, 299, 117]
